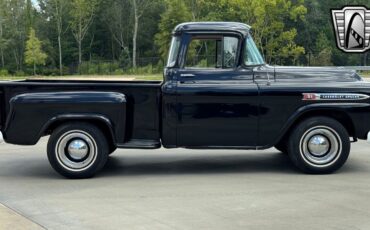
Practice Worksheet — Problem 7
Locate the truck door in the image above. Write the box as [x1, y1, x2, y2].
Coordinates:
[175, 34, 259, 147]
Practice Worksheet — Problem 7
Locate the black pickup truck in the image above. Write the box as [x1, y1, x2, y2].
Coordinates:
[1, 22, 370, 178]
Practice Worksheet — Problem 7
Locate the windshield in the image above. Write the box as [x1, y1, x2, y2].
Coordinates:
[244, 35, 264, 66]
[167, 36, 181, 67]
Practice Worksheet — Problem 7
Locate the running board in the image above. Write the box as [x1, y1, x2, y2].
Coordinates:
[117, 139, 161, 149]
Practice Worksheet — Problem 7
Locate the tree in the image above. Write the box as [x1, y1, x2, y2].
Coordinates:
[296, 0, 369, 66]
[102, 0, 131, 64]
[0, 1, 7, 68]
[25, 28, 47, 75]
[309, 31, 332, 66]
[277, 29, 306, 65]
[155, 0, 192, 60]
[25, 0, 34, 30]
[49, 0, 70, 75]
[131, 0, 155, 68]
[4, 0, 28, 71]
[198, 0, 307, 65]
[184, 0, 201, 20]
[0, 0, 369, 75]
[70, 0, 98, 66]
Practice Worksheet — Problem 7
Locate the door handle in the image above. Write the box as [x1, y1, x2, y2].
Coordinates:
[179, 73, 195, 84]
[180, 74, 195, 78]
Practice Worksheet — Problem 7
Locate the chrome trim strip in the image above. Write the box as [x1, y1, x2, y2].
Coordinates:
[303, 93, 370, 101]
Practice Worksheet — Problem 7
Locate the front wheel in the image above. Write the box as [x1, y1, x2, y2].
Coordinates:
[287, 117, 350, 174]
[47, 122, 109, 179]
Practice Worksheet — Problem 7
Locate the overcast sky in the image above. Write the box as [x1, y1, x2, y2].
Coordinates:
[31, 0, 40, 10]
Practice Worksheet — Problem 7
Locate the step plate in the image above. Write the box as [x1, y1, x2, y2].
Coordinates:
[117, 139, 161, 149]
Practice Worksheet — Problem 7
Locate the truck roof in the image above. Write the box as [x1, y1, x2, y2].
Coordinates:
[173, 22, 251, 36]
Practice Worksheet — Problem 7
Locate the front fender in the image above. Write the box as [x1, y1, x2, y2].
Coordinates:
[271, 102, 370, 147]
[3, 91, 126, 145]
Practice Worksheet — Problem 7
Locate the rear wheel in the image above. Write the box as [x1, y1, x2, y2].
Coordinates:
[47, 122, 109, 179]
[287, 117, 350, 174]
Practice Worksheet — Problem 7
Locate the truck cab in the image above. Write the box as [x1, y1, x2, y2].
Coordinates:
[162, 22, 264, 148]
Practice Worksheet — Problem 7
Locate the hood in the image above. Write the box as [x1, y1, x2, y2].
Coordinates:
[273, 66, 362, 82]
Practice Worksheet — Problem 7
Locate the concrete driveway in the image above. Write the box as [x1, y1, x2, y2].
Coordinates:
[1, 138, 370, 230]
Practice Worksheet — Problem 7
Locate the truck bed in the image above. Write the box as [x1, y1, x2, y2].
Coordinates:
[0, 79, 163, 145]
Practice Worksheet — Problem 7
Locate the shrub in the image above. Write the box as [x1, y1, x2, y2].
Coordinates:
[310, 48, 333, 66]
[0, 69, 9, 76]
[14, 71, 26, 76]
[40, 68, 61, 76]
[126, 63, 163, 75]
[113, 69, 125, 75]
[77, 61, 163, 76]
[78, 61, 122, 75]
[100, 62, 120, 74]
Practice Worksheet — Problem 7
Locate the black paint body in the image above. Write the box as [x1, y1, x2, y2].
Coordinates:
[1, 22, 370, 150]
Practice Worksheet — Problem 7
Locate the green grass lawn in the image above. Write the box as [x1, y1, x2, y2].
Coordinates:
[0, 76, 27, 80]
[0, 74, 163, 81]
[133, 74, 163, 81]
[1, 73, 369, 81]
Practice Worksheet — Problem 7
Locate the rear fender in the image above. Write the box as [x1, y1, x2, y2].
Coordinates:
[3, 91, 126, 145]
[40, 114, 116, 143]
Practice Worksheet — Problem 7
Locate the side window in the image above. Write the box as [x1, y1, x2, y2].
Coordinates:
[167, 36, 181, 67]
[185, 36, 239, 69]
[223, 37, 239, 68]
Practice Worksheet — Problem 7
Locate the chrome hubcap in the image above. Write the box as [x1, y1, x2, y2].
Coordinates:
[308, 135, 330, 157]
[56, 130, 97, 172]
[67, 139, 89, 161]
[300, 126, 342, 167]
